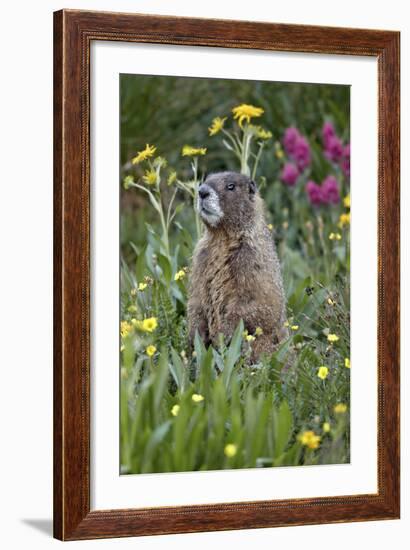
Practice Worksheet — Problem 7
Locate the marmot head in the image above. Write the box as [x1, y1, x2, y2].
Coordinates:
[197, 171, 258, 231]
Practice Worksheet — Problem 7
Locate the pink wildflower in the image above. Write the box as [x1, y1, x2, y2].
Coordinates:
[280, 163, 299, 186]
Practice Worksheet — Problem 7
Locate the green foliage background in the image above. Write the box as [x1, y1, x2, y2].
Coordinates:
[120, 74, 350, 474]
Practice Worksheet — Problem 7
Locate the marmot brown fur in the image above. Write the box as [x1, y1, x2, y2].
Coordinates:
[187, 171, 288, 359]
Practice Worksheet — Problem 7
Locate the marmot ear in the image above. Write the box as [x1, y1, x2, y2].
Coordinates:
[249, 179, 257, 194]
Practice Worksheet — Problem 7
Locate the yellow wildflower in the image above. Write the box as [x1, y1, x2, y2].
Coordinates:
[317, 366, 329, 380]
[208, 116, 227, 136]
[327, 297, 336, 306]
[192, 393, 204, 403]
[171, 404, 180, 417]
[343, 194, 351, 208]
[345, 357, 351, 369]
[338, 213, 351, 228]
[291, 325, 299, 331]
[299, 430, 321, 450]
[323, 422, 331, 433]
[267, 223, 273, 231]
[132, 144, 157, 164]
[255, 327, 263, 336]
[224, 443, 238, 458]
[120, 321, 132, 338]
[146, 345, 157, 357]
[246, 334, 256, 342]
[232, 104, 264, 127]
[141, 317, 158, 332]
[334, 403, 348, 414]
[174, 269, 186, 281]
[181, 145, 207, 157]
[329, 232, 342, 241]
[327, 334, 339, 343]
[142, 169, 158, 186]
[256, 127, 272, 140]
[138, 282, 148, 291]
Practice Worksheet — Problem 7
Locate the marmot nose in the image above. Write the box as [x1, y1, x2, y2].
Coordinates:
[198, 185, 210, 200]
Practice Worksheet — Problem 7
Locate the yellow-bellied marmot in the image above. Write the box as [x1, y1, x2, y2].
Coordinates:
[187, 171, 288, 359]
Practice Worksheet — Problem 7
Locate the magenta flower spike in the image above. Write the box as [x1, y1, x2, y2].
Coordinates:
[280, 163, 299, 186]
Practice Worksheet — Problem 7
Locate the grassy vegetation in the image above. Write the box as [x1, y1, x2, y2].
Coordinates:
[120, 76, 350, 474]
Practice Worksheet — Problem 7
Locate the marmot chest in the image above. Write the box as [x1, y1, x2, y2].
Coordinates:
[200, 242, 246, 334]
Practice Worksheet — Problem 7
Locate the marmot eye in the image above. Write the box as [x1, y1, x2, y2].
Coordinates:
[226, 183, 235, 191]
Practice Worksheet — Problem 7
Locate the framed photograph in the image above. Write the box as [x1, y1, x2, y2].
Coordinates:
[54, 9, 400, 540]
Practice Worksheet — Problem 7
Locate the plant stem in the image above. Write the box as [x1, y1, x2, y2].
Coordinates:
[241, 130, 252, 176]
[252, 142, 264, 180]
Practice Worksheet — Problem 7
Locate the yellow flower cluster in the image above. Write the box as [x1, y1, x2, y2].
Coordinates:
[208, 116, 227, 136]
[146, 345, 156, 357]
[343, 194, 350, 208]
[224, 443, 238, 458]
[323, 422, 331, 433]
[181, 145, 207, 157]
[299, 430, 321, 450]
[256, 127, 272, 140]
[192, 393, 204, 403]
[138, 282, 147, 291]
[345, 357, 351, 369]
[334, 403, 348, 414]
[317, 366, 329, 380]
[142, 317, 158, 332]
[142, 169, 158, 186]
[327, 333, 339, 343]
[120, 321, 132, 338]
[130, 317, 158, 333]
[338, 212, 350, 228]
[174, 269, 186, 281]
[171, 404, 180, 417]
[242, 327, 264, 342]
[329, 232, 342, 241]
[232, 104, 264, 127]
[132, 144, 157, 164]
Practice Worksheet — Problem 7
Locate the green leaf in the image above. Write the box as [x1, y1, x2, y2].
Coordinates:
[135, 244, 147, 283]
[222, 320, 244, 389]
[170, 347, 187, 392]
[153, 351, 169, 411]
[157, 253, 172, 285]
[141, 420, 172, 473]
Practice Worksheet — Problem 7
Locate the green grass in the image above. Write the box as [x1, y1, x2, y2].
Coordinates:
[119, 76, 350, 474]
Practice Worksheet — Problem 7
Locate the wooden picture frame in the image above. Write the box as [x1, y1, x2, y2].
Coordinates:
[53, 9, 400, 541]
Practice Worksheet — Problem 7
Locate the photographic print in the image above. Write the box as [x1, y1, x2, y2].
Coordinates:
[120, 74, 351, 475]
[54, 10, 400, 539]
